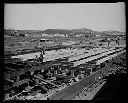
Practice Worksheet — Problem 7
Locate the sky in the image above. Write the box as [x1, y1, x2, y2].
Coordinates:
[4, 3, 126, 32]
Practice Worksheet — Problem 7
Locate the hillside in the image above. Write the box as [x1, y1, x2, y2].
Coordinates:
[4, 29, 44, 36]
[42, 28, 97, 36]
[4, 28, 125, 37]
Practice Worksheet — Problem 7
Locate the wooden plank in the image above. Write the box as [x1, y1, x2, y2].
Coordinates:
[68, 47, 115, 62]
[73, 48, 123, 66]
[13, 79, 30, 87]
[34, 75, 58, 87]
[81, 81, 106, 100]
[49, 68, 105, 100]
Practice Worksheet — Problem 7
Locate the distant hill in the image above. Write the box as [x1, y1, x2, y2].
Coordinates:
[100, 30, 125, 36]
[4, 28, 125, 37]
[4, 29, 15, 35]
[42, 28, 98, 37]
[42, 29, 72, 35]
[4, 29, 44, 36]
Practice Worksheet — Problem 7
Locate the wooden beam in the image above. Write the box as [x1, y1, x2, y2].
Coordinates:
[34, 75, 58, 87]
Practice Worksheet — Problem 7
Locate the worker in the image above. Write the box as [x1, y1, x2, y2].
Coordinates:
[42, 46, 45, 55]
[39, 47, 45, 64]
[116, 36, 120, 46]
[80, 40, 83, 43]
[107, 38, 111, 47]
[35, 55, 38, 59]
[39, 54, 44, 63]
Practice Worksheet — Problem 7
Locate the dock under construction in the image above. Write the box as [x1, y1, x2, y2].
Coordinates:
[4, 43, 126, 100]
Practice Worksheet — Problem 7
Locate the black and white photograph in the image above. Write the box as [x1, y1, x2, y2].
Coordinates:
[4, 3, 126, 100]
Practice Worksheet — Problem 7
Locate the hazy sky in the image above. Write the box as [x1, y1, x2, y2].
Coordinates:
[4, 3, 126, 32]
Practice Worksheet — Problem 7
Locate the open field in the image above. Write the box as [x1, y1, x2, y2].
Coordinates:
[4, 36, 99, 53]
[4, 35, 125, 54]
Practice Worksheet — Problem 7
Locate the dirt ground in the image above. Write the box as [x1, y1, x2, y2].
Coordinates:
[4, 36, 126, 53]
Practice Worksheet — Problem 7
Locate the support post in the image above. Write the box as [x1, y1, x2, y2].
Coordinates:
[16, 76, 20, 82]
[35, 79, 39, 85]
[71, 70, 75, 78]
[5, 93, 9, 100]
[55, 70, 58, 74]
[31, 71, 34, 75]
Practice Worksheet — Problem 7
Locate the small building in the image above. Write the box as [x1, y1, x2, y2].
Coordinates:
[95, 33, 100, 37]
[41, 34, 49, 37]
[40, 39, 50, 42]
[76, 34, 83, 37]
[18, 33, 27, 37]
